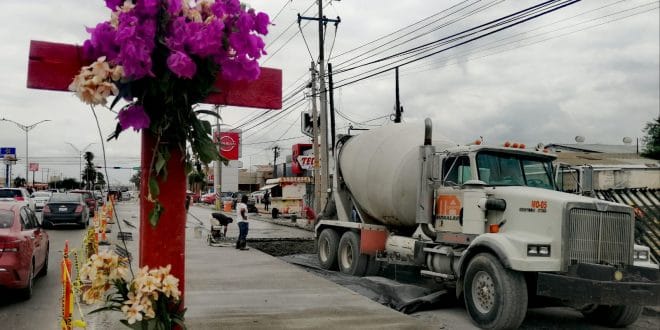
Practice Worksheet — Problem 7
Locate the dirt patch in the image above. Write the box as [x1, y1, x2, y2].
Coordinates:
[249, 239, 316, 256]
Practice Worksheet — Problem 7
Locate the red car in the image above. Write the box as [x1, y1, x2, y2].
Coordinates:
[201, 193, 216, 204]
[69, 190, 97, 216]
[0, 202, 49, 299]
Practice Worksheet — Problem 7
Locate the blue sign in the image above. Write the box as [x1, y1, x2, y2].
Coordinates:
[0, 147, 16, 155]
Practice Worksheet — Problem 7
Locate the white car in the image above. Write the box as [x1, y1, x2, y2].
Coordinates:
[0, 188, 36, 211]
[31, 191, 52, 211]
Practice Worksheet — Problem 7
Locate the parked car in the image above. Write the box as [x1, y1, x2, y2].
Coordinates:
[201, 193, 216, 204]
[31, 191, 52, 211]
[0, 202, 49, 299]
[0, 188, 36, 211]
[186, 190, 201, 203]
[42, 193, 89, 228]
[69, 190, 97, 216]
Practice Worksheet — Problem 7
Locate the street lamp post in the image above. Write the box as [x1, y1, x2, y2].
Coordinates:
[66, 142, 95, 188]
[1, 118, 51, 187]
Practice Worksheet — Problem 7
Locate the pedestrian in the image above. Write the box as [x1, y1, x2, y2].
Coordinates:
[263, 191, 270, 211]
[235, 195, 249, 250]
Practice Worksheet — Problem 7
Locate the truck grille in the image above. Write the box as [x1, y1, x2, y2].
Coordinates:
[566, 208, 633, 267]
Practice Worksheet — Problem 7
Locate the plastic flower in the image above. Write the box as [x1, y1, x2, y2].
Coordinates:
[121, 302, 144, 325]
[161, 274, 181, 300]
[118, 105, 150, 132]
[167, 51, 197, 79]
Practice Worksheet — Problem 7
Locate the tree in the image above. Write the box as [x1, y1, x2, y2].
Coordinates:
[13, 176, 26, 188]
[96, 172, 106, 190]
[82, 151, 97, 190]
[130, 170, 141, 189]
[641, 116, 660, 160]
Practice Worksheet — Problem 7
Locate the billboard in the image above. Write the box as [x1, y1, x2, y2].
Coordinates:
[29, 163, 39, 171]
[213, 130, 242, 161]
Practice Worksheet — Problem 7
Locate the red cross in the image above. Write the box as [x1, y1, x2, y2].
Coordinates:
[26, 40, 282, 308]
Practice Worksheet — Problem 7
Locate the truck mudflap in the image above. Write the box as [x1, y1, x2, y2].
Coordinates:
[536, 263, 660, 306]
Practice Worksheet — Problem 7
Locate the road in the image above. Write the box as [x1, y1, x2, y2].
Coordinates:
[0, 210, 87, 330]
[1, 201, 656, 329]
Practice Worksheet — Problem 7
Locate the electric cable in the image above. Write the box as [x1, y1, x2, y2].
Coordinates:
[332, 0, 580, 89]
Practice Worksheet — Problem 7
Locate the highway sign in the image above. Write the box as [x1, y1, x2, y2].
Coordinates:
[0, 147, 16, 155]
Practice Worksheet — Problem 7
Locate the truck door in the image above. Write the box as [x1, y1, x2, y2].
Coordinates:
[436, 156, 471, 233]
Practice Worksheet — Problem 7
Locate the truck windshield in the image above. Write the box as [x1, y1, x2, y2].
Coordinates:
[476, 151, 555, 189]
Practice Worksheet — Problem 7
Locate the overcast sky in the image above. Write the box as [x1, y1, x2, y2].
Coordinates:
[0, 0, 658, 185]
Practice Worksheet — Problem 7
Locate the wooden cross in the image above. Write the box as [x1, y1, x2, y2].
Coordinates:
[26, 40, 282, 307]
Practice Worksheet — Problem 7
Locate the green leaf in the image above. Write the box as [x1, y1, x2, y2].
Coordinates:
[148, 177, 160, 198]
[149, 202, 164, 227]
[155, 151, 167, 175]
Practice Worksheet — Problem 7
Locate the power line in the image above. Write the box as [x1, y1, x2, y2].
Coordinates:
[271, 0, 294, 24]
[332, 0, 581, 89]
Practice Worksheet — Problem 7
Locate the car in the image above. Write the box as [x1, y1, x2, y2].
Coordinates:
[31, 191, 52, 211]
[69, 190, 97, 216]
[201, 193, 216, 204]
[186, 190, 201, 203]
[42, 193, 89, 229]
[0, 188, 36, 211]
[0, 202, 49, 299]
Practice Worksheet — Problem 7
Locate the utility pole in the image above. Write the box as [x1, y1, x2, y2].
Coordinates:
[328, 63, 337, 155]
[310, 62, 321, 213]
[299, 5, 340, 211]
[272, 146, 280, 178]
[394, 67, 403, 123]
[214, 105, 222, 210]
[1, 118, 50, 187]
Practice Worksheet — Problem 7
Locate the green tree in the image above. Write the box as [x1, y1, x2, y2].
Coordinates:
[96, 172, 106, 190]
[641, 116, 660, 160]
[130, 170, 141, 189]
[13, 176, 26, 188]
[82, 151, 97, 190]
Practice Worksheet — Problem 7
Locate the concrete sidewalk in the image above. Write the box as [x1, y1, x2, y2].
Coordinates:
[185, 233, 429, 329]
[93, 201, 428, 329]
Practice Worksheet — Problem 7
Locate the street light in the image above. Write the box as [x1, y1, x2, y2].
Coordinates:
[1, 118, 51, 186]
[66, 142, 95, 188]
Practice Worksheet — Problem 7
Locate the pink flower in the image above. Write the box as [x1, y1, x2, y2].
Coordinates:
[167, 51, 197, 79]
[254, 12, 270, 35]
[104, 0, 122, 10]
[118, 105, 150, 132]
[167, 0, 183, 15]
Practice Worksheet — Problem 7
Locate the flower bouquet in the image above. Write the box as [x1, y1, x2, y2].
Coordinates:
[81, 250, 184, 329]
[69, 0, 269, 225]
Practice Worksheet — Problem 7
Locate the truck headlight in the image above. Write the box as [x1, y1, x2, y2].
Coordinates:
[527, 244, 551, 257]
[634, 250, 649, 261]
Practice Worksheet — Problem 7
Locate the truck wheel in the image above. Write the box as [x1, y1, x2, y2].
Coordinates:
[581, 305, 643, 327]
[338, 231, 369, 276]
[464, 253, 527, 330]
[318, 229, 339, 270]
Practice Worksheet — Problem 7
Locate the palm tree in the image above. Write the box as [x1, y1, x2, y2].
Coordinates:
[82, 151, 97, 190]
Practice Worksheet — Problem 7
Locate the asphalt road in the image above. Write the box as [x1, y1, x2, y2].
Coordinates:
[0, 210, 88, 330]
[1, 202, 656, 329]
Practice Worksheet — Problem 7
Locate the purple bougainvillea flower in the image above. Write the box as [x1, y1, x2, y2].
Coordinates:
[167, 51, 197, 79]
[104, 0, 122, 10]
[167, 0, 183, 14]
[118, 105, 150, 132]
[134, 0, 159, 18]
[188, 20, 224, 57]
[85, 22, 120, 62]
[254, 12, 270, 35]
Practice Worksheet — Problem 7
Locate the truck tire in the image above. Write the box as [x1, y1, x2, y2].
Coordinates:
[338, 231, 369, 276]
[581, 305, 643, 328]
[464, 253, 527, 330]
[318, 229, 339, 270]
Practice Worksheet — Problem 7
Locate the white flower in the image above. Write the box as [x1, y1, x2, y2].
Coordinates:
[121, 302, 144, 325]
[160, 274, 181, 300]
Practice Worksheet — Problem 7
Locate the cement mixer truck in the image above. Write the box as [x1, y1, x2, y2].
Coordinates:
[315, 119, 659, 329]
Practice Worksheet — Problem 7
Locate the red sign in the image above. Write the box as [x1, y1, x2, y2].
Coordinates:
[29, 163, 39, 171]
[214, 131, 241, 160]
